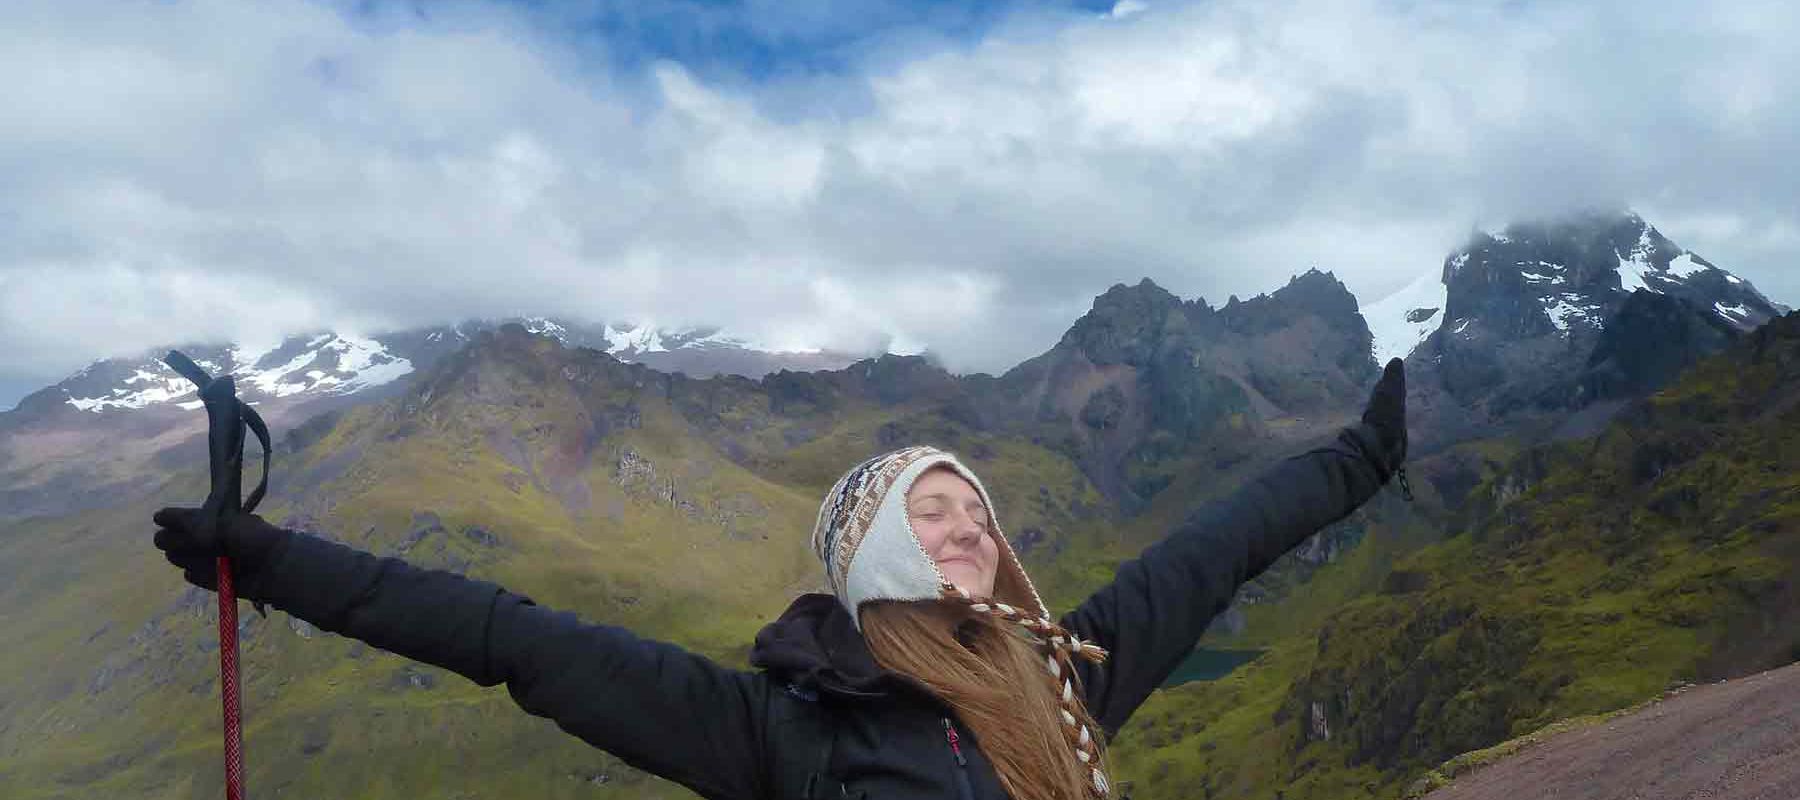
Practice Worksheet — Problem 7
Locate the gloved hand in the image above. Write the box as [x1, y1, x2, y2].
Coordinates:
[152, 507, 291, 598]
[1360, 357, 1408, 479]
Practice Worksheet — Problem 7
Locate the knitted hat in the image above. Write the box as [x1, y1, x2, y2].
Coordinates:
[811, 445, 1113, 797]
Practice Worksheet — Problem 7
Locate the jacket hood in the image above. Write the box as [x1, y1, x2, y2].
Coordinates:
[750, 593, 901, 698]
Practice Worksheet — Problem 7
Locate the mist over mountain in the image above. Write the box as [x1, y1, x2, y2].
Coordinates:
[1362, 211, 1786, 448]
[1368, 211, 1784, 363]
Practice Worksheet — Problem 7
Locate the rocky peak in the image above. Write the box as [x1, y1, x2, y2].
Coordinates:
[1395, 209, 1791, 434]
[846, 353, 962, 406]
[1440, 210, 1783, 344]
[1221, 268, 1368, 343]
[1058, 278, 1195, 367]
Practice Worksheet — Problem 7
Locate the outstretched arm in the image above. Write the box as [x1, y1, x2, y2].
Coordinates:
[1061, 359, 1408, 735]
[223, 528, 770, 800]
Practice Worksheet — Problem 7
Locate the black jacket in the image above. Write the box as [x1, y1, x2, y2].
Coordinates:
[246, 423, 1395, 799]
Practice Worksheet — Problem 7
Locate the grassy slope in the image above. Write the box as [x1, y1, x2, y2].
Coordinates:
[1108, 314, 1800, 800]
[0, 337, 1129, 799]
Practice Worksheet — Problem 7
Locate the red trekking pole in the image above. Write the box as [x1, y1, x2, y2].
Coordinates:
[165, 350, 272, 800]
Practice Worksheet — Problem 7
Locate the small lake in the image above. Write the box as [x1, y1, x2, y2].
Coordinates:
[1161, 647, 1266, 687]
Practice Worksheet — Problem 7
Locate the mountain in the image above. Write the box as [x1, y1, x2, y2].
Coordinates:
[7, 318, 852, 425]
[0, 272, 1405, 799]
[1368, 211, 1785, 366]
[1363, 211, 1787, 452]
[1, 209, 1792, 800]
[1113, 307, 1800, 799]
[999, 270, 1376, 512]
[0, 318, 859, 524]
[7, 211, 1781, 526]
[0, 320, 1126, 799]
[514, 318, 863, 381]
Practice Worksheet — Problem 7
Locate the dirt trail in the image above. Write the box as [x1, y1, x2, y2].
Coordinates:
[1426, 662, 1800, 800]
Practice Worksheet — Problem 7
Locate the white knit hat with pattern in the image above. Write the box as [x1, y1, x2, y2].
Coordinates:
[811, 445, 1113, 797]
[810, 445, 1045, 623]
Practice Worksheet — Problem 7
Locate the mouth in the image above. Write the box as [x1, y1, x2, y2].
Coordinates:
[936, 556, 978, 569]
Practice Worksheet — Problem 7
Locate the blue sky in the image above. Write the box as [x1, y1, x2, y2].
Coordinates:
[339, 0, 1124, 83]
[1, 0, 1797, 409]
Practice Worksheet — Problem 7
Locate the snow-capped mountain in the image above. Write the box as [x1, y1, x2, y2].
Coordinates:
[505, 319, 879, 396]
[51, 333, 417, 415]
[0, 318, 860, 522]
[1364, 210, 1792, 446]
[1368, 211, 1787, 364]
[12, 318, 855, 423]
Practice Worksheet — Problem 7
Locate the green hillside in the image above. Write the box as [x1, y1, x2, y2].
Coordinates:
[0, 326, 1154, 799]
[1109, 311, 1800, 799]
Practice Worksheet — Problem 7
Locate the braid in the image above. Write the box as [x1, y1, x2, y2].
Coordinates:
[942, 584, 1113, 797]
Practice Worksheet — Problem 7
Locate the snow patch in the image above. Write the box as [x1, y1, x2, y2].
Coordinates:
[1617, 227, 1667, 296]
[1364, 271, 1449, 363]
[237, 345, 325, 398]
[1545, 294, 1591, 334]
[1618, 261, 1655, 293]
[672, 327, 822, 355]
[1667, 253, 1710, 279]
[1715, 302, 1752, 320]
[603, 324, 668, 356]
[676, 328, 744, 350]
[523, 318, 569, 341]
[65, 365, 196, 412]
[328, 335, 413, 392]
[1522, 260, 1566, 283]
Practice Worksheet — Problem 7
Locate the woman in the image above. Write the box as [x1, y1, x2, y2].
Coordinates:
[153, 359, 1410, 800]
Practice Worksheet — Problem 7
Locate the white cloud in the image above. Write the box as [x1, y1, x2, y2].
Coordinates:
[2, 0, 1798, 407]
[1105, 2, 1149, 20]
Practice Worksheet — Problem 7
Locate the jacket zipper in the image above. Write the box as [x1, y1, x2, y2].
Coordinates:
[943, 717, 975, 800]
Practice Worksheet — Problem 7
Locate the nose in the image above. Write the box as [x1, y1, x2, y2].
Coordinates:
[949, 509, 984, 545]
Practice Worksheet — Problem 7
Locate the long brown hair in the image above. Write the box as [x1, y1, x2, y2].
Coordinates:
[862, 600, 1110, 800]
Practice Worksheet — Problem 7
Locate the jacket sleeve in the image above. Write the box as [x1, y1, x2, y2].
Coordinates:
[248, 533, 771, 800]
[1058, 422, 1393, 736]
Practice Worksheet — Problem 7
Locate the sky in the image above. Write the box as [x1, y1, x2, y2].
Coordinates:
[2, 0, 1797, 410]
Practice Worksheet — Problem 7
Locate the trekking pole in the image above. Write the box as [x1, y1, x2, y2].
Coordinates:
[164, 350, 273, 800]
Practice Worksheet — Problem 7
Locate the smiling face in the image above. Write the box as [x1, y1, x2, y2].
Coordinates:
[905, 466, 1001, 598]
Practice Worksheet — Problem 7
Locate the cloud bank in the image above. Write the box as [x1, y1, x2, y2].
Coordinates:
[2, 0, 1796, 409]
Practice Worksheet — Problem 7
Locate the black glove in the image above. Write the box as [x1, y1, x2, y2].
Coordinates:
[1360, 357, 1408, 480]
[152, 507, 291, 600]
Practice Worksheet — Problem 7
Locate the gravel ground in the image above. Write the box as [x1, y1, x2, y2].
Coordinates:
[1427, 662, 1800, 800]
